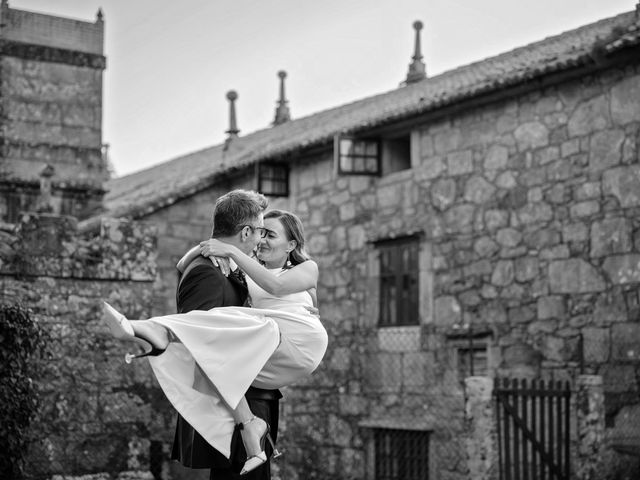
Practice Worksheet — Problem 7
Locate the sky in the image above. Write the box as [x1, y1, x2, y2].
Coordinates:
[10, 0, 639, 177]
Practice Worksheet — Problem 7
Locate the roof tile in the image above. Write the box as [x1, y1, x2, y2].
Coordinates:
[103, 10, 639, 219]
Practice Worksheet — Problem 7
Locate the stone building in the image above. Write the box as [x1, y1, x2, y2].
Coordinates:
[0, 0, 108, 223]
[2, 2, 640, 479]
[96, 5, 640, 479]
[0, 4, 164, 479]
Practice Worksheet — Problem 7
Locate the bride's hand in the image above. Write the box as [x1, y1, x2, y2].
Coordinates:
[208, 256, 231, 276]
[304, 305, 320, 318]
[199, 239, 234, 258]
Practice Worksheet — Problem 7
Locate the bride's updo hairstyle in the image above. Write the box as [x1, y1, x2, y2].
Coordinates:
[264, 209, 310, 268]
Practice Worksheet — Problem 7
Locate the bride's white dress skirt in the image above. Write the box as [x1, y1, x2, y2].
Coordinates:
[148, 296, 327, 459]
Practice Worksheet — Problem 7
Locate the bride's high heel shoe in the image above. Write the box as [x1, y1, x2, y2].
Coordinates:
[239, 416, 281, 475]
[102, 302, 166, 363]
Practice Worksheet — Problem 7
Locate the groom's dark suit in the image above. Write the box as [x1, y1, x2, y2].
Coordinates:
[171, 256, 282, 480]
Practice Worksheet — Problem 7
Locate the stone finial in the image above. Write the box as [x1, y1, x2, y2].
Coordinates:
[36, 164, 55, 214]
[96, 8, 104, 22]
[226, 90, 240, 136]
[224, 90, 240, 150]
[405, 20, 427, 84]
[273, 70, 291, 126]
[40, 164, 55, 178]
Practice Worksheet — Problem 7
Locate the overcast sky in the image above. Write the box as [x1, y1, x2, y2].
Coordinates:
[10, 0, 638, 177]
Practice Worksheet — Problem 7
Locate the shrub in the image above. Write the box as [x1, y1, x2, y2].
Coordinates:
[0, 303, 48, 480]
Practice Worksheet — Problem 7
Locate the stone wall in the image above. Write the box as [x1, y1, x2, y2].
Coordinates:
[283, 61, 640, 478]
[0, 3, 107, 223]
[0, 3, 104, 55]
[0, 213, 169, 479]
[465, 375, 607, 480]
[0, 55, 106, 184]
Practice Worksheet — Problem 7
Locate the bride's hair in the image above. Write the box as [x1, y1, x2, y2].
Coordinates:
[264, 210, 310, 268]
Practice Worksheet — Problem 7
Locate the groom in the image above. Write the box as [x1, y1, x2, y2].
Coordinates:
[171, 189, 281, 480]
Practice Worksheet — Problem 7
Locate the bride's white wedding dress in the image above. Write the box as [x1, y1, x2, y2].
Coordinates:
[147, 267, 328, 458]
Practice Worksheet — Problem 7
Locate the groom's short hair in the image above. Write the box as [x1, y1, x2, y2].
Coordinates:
[211, 189, 268, 237]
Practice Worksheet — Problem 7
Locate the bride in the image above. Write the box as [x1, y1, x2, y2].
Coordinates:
[102, 210, 328, 474]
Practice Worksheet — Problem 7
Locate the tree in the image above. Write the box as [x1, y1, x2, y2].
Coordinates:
[0, 304, 47, 479]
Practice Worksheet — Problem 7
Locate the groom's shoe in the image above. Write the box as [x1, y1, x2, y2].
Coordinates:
[102, 302, 166, 363]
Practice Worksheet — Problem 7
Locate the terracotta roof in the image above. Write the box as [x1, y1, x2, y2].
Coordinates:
[101, 9, 640, 221]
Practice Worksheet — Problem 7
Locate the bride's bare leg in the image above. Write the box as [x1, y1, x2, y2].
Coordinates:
[102, 303, 170, 350]
[190, 362, 267, 457]
[192, 370, 268, 468]
[130, 320, 170, 350]
[232, 397, 267, 458]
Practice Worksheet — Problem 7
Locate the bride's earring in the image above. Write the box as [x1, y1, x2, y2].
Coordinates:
[285, 241, 296, 268]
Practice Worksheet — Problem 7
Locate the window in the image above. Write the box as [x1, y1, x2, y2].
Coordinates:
[1, 185, 38, 223]
[335, 136, 380, 175]
[457, 346, 489, 378]
[624, 289, 640, 320]
[335, 133, 413, 176]
[4, 191, 23, 223]
[374, 428, 430, 480]
[381, 134, 411, 175]
[257, 162, 289, 197]
[447, 332, 492, 380]
[377, 236, 420, 327]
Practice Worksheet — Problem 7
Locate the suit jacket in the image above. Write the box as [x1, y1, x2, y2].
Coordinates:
[171, 256, 281, 479]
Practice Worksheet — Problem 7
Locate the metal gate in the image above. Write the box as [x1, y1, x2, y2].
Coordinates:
[495, 378, 571, 480]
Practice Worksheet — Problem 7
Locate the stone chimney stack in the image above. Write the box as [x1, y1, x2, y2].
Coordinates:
[405, 20, 427, 84]
[273, 70, 291, 126]
[225, 90, 240, 143]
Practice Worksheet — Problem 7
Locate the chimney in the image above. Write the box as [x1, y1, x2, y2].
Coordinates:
[405, 20, 426, 84]
[273, 70, 291, 126]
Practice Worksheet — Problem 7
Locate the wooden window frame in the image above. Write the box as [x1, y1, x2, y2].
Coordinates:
[457, 345, 489, 379]
[256, 162, 289, 197]
[334, 135, 381, 176]
[1, 184, 39, 223]
[376, 235, 420, 327]
[447, 332, 492, 380]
